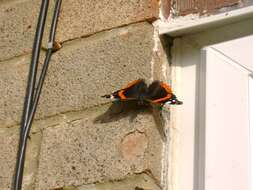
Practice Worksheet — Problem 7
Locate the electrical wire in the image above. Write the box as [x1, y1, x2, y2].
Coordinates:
[13, 0, 62, 189]
[13, 1, 49, 189]
[26, 0, 62, 134]
[20, 0, 49, 137]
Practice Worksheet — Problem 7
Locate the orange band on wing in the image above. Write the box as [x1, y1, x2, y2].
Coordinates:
[152, 82, 173, 103]
[118, 90, 127, 100]
[160, 82, 172, 93]
[117, 79, 143, 100]
[152, 94, 172, 103]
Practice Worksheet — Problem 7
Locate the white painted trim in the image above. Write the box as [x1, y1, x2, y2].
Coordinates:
[250, 77, 253, 190]
[158, 5, 253, 36]
[167, 16, 253, 190]
[169, 38, 200, 190]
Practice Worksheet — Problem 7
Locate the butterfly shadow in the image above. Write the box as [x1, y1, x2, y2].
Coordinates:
[151, 106, 169, 142]
[94, 100, 148, 124]
[94, 100, 168, 141]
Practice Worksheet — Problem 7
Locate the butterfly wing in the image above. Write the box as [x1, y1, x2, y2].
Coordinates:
[147, 81, 182, 105]
[102, 79, 182, 106]
[102, 79, 148, 101]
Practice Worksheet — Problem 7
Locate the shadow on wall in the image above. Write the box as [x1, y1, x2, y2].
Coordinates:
[94, 101, 149, 124]
[94, 101, 167, 141]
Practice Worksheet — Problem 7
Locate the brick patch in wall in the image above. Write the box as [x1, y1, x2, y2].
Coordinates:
[161, 0, 172, 19]
[35, 106, 163, 190]
[120, 131, 148, 162]
[176, 0, 240, 15]
[206, 0, 240, 10]
[0, 22, 154, 128]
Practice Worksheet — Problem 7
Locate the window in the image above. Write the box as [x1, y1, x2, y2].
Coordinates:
[160, 6, 253, 190]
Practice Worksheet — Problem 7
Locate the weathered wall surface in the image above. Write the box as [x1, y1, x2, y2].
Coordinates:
[0, 1, 168, 190]
[161, 0, 252, 17]
[0, 22, 155, 127]
[175, 0, 241, 15]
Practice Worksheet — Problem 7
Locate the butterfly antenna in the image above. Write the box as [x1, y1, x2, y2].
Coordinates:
[176, 100, 183, 105]
[101, 94, 111, 98]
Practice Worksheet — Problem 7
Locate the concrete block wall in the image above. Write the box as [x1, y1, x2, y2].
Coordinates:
[0, 1, 169, 190]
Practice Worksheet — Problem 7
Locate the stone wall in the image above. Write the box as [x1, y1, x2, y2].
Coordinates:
[0, 1, 169, 190]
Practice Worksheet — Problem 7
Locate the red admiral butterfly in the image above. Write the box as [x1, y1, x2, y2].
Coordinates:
[102, 79, 182, 107]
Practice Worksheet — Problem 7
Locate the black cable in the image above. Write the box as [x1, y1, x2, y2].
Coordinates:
[20, 0, 49, 137]
[26, 0, 62, 135]
[13, 0, 62, 189]
[13, 1, 49, 189]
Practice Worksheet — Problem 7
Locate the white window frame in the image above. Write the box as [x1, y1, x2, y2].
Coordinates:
[159, 6, 253, 190]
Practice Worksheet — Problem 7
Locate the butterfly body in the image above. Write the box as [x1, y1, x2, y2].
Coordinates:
[102, 79, 182, 107]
